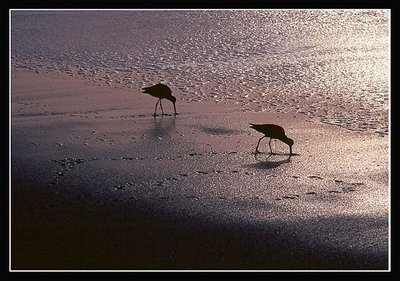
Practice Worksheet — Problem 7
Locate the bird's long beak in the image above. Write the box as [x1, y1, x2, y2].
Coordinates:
[173, 101, 177, 115]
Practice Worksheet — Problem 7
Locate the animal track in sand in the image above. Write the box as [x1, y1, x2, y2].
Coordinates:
[282, 194, 300, 199]
[109, 151, 240, 162]
[308, 175, 324, 180]
[276, 176, 364, 201]
[106, 158, 365, 205]
[49, 157, 99, 187]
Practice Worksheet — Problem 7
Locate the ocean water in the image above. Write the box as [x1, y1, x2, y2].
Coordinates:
[11, 10, 389, 134]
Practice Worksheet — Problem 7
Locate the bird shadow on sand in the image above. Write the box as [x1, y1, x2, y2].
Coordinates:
[243, 153, 299, 170]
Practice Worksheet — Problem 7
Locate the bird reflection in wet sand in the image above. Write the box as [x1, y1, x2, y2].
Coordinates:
[142, 83, 177, 117]
[250, 123, 294, 155]
[150, 116, 176, 139]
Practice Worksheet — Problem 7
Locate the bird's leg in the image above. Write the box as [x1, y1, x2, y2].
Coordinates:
[255, 136, 265, 153]
[159, 99, 164, 115]
[154, 99, 160, 116]
[268, 138, 273, 154]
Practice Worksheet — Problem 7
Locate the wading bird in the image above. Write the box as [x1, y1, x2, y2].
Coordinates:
[142, 83, 177, 116]
[250, 123, 294, 155]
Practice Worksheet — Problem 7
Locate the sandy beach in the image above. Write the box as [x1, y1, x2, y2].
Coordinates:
[10, 68, 389, 270]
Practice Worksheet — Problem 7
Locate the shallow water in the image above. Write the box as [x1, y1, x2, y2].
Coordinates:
[11, 10, 389, 134]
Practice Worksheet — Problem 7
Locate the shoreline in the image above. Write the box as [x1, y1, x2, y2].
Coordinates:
[10, 69, 389, 270]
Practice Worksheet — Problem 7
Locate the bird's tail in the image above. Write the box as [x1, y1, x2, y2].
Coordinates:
[142, 85, 152, 93]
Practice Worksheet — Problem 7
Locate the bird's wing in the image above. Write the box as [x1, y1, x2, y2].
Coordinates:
[250, 124, 286, 136]
[142, 83, 171, 94]
[155, 83, 171, 93]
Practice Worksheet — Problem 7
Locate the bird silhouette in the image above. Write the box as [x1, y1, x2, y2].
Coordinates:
[142, 83, 177, 116]
[250, 123, 294, 155]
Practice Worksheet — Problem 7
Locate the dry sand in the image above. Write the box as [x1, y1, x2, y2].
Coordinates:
[10, 68, 389, 270]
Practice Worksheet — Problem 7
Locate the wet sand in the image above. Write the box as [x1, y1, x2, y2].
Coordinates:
[11, 69, 389, 270]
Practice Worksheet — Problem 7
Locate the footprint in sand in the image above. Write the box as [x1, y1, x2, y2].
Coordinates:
[341, 186, 356, 193]
[328, 190, 341, 194]
[308, 175, 324, 180]
[334, 179, 363, 193]
[281, 194, 300, 200]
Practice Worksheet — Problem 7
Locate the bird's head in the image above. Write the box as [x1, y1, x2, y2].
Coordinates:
[168, 96, 177, 115]
[286, 138, 294, 154]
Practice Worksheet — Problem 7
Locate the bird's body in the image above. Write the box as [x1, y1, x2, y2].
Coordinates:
[142, 83, 177, 116]
[250, 123, 294, 155]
